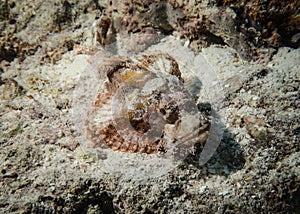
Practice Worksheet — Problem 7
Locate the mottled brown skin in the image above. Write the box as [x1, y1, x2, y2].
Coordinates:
[85, 53, 209, 155]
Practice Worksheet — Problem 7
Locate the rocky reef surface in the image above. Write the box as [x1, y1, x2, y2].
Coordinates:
[0, 0, 299, 213]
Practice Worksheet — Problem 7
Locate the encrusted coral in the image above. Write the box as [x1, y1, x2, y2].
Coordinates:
[84, 52, 209, 156]
[219, 0, 300, 48]
[101, 0, 299, 60]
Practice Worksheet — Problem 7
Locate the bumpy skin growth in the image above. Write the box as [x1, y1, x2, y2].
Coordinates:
[85, 52, 209, 155]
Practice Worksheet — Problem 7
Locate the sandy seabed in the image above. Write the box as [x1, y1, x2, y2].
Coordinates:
[0, 1, 299, 213]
